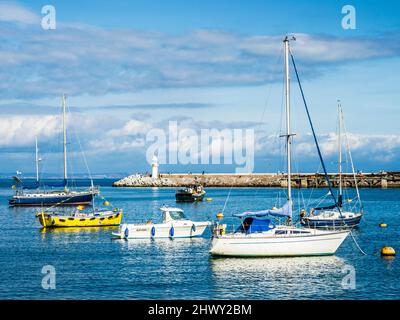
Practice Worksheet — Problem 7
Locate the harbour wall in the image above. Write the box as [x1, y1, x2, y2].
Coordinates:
[112, 172, 400, 188]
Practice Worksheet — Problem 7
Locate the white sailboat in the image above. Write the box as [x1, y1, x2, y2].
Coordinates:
[209, 36, 350, 257]
[301, 102, 363, 228]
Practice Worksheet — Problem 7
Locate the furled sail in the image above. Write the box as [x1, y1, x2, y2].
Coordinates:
[233, 200, 292, 218]
[21, 180, 67, 189]
[313, 195, 343, 211]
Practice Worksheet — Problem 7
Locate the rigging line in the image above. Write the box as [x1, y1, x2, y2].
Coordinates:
[67, 104, 94, 189]
[289, 50, 341, 217]
[273, 55, 286, 203]
[221, 186, 233, 213]
[257, 47, 283, 188]
[341, 108, 363, 212]
[259, 47, 283, 126]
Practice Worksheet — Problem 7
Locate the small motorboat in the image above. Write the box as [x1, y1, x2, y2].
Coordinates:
[37, 209, 122, 228]
[113, 207, 210, 239]
[175, 185, 205, 202]
[36, 198, 122, 228]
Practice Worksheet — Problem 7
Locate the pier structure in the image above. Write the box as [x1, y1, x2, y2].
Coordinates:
[113, 172, 400, 188]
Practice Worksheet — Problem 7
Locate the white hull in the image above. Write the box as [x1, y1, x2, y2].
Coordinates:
[114, 221, 209, 239]
[210, 228, 349, 257]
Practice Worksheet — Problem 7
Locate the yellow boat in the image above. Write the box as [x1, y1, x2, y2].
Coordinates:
[37, 209, 123, 228]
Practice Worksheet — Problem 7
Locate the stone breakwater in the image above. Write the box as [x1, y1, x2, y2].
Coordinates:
[112, 172, 400, 188]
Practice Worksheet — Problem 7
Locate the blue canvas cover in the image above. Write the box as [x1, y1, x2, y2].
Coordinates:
[233, 200, 292, 219]
[236, 218, 275, 234]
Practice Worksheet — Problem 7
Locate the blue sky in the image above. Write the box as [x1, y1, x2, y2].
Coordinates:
[0, 1, 399, 176]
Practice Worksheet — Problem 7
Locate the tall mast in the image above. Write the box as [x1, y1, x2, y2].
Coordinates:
[283, 36, 292, 203]
[338, 101, 343, 199]
[35, 137, 39, 182]
[62, 94, 68, 186]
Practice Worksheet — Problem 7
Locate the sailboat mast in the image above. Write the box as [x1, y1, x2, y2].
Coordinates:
[62, 94, 68, 185]
[338, 101, 343, 198]
[35, 137, 39, 182]
[284, 36, 292, 202]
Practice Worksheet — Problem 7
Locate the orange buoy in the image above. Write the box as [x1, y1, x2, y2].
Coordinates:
[216, 212, 224, 220]
[381, 246, 396, 256]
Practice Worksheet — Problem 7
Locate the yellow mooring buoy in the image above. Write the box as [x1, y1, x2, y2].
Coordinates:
[379, 223, 388, 228]
[216, 212, 224, 220]
[206, 198, 213, 202]
[381, 246, 396, 256]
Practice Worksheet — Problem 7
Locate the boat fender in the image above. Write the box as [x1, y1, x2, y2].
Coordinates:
[169, 226, 174, 238]
[124, 227, 129, 238]
[151, 226, 156, 237]
[191, 224, 196, 232]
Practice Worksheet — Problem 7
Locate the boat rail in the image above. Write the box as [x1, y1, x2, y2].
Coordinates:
[211, 222, 350, 237]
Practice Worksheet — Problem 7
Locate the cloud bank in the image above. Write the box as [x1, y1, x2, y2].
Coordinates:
[2, 112, 398, 172]
[0, 3, 399, 99]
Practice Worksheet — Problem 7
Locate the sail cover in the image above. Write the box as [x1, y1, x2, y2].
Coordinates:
[233, 200, 292, 218]
[21, 180, 67, 189]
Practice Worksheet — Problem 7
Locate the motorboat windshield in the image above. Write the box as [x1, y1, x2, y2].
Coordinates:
[169, 210, 187, 220]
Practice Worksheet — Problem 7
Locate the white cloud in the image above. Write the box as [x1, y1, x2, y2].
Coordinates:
[274, 132, 400, 163]
[0, 112, 121, 149]
[0, 115, 59, 147]
[108, 119, 153, 137]
[0, 2, 39, 24]
[0, 10, 399, 99]
[2, 112, 400, 172]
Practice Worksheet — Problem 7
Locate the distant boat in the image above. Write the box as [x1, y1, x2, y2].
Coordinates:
[175, 185, 206, 202]
[300, 102, 363, 229]
[113, 206, 210, 239]
[209, 36, 350, 257]
[9, 95, 98, 207]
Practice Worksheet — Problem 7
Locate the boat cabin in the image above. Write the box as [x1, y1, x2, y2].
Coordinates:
[160, 207, 188, 223]
[236, 218, 275, 234]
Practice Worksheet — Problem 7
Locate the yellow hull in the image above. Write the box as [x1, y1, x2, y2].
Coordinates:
[37, 210, 123, 228]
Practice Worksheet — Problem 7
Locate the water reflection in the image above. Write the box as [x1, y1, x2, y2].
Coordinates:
[210, 256, 347, 299]
[39, 226, 118, 241]
[119, 237, 208, 253]
[114, 237, 211, 299]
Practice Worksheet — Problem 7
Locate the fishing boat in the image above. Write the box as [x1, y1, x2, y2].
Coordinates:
[209, 36, 350, 257]
[300, 102, 363, 229]
[9, 95, 98, 206]
[175, 185, 206, 202]
[113, 206, 210, 239]
[36, 198, 122, 228]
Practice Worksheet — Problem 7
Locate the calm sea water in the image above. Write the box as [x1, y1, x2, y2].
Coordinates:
[0, 179, 399, 300]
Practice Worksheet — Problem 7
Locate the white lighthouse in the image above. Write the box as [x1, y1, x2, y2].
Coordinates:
[151, 155, 159, 179]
